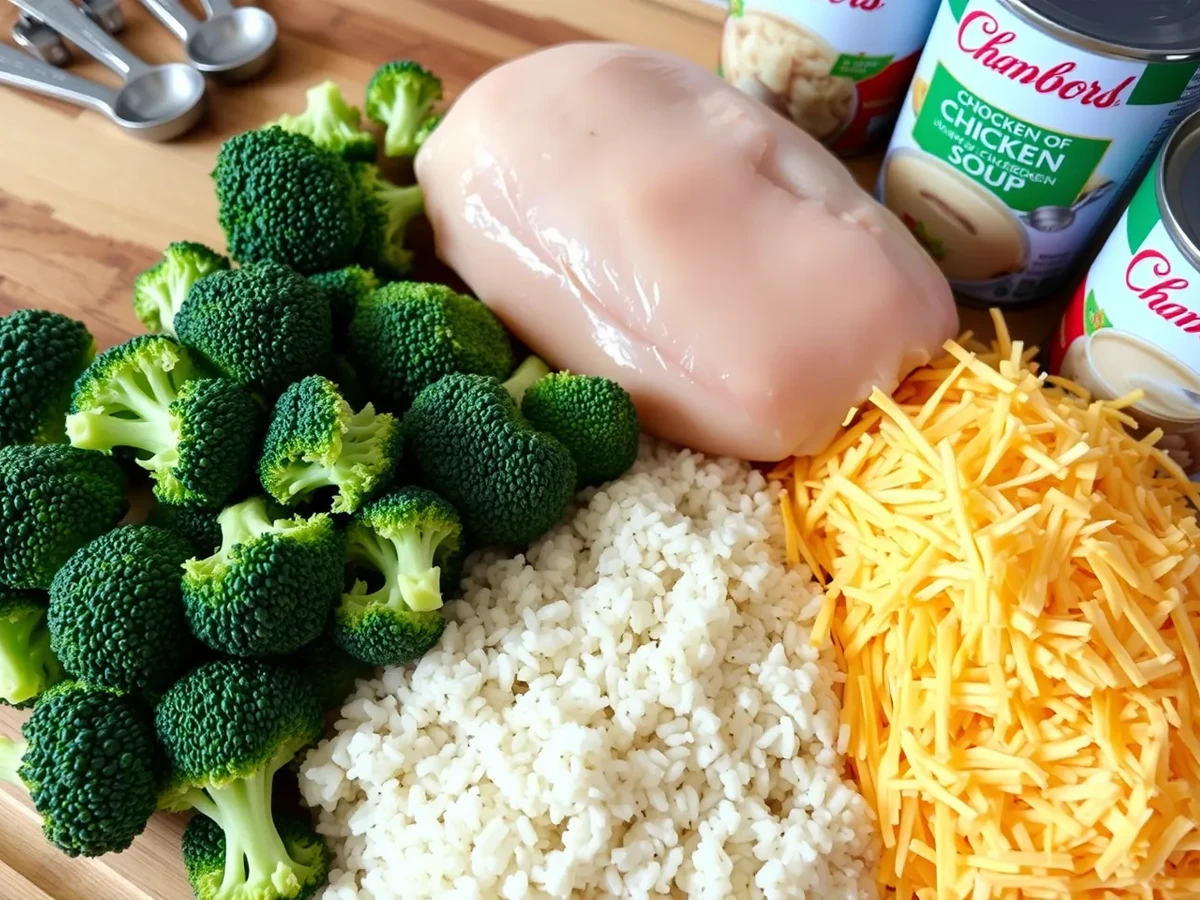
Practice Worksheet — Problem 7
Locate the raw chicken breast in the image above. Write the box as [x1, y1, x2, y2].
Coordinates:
[416, 43, 956, 461]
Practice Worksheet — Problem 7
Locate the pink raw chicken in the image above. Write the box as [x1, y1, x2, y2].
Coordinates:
[416, 43, 956, 461]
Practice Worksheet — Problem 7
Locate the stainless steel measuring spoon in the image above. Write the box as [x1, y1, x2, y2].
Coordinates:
[0, 40, 200, 138]
[2, 0, 207, 139]
[10, 0, 125, 67]
[138, 0, 276, 82]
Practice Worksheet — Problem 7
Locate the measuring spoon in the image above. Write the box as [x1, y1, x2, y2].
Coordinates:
[4, 0, 208, 139]
[139, 0, 276, 82]
[0, 41, 198, 139]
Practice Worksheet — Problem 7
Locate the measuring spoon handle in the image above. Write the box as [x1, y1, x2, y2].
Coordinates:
[10, 0, 148, 78]
[137, 0, 202, 42]
[0, 40, 118, 115]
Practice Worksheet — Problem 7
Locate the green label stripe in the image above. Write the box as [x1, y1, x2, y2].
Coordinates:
[1125, 159, 1162, 253]
[1129, 62, 1199, 107]
[832, 53, 894, 82]
[1084, 290, 1112, 335]
[912, 64, 1110, 212]
[729, 0, 745, 15]
[947, 0, 970, 21]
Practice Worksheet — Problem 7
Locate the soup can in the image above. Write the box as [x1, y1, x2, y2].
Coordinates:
[720, 0, 941, 156]
[1050, 109, 1200, 475]
[878, 0, 1200, 308]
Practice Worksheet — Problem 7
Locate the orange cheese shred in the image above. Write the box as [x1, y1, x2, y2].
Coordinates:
[779, 317, 1200, 899]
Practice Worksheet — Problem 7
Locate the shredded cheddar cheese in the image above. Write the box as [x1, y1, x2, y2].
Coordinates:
[773, 313, 1200, 899]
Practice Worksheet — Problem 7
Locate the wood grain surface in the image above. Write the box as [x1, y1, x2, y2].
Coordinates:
[0, 1, 1065, 898]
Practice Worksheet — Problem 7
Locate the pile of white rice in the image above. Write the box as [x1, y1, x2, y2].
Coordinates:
[300, 440, 877, 899]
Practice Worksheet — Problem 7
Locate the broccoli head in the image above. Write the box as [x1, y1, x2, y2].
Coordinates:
[183, 812, 330, 900]
[0, 587, 62, 708]
[282, 631, 377, 713]
[147, 500, 224, 557]
[157, 659, 325, 900]
[309, 264, 379, 343]
[347, 282, 513, 411]
[522, 370, 640, 487]
[175, 261, 333, 396]
[182, 497, 345, 657]
[0, 308, 95, 447]
[269, 80, 377, 163]
[333, 487, 460, 666]
[0, 443, 127, 589]
[0, 682, 160, 857]
[66, 335, 259, 509]
[48, 525, 196, 695]
[404, 373, 576, 546]
[365, 60, 443, 158]
[213, 126, 363, 274]
[259, 375, 401, 514]
[132, 241, 230, 337]
[351, 163, 424, 278]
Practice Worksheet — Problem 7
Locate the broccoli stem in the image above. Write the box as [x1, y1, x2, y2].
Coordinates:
[0, 737, 25, 785]
[192, 745, 317, 898]
[347, 526, 448, 613]
[65, 353, 181, 464]
[276, 405, 388, 503]
[0, 608, 59, 706]
[379, 182, 424, 267]
[503, 356, 551, 404]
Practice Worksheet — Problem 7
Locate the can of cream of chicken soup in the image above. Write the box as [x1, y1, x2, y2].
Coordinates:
[878, 0, 1200, 307]
[1051, 109, 1200, 475]
[720, 0, 941, 156]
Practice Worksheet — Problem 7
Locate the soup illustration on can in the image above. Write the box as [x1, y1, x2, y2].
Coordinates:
[1051, 109, 1200, 475]
[879, 0, 1200, 307]
[720, 0, 941, 156]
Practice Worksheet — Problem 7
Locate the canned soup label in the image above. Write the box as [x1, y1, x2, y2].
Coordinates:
[721, 0, 940, 155]
[880, 0, 1200, 304]
[1052, 159, 1200, 379]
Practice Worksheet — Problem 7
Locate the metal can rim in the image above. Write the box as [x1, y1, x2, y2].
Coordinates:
[999, 0, 1200, 63]
[1158, 108, 1200, 273]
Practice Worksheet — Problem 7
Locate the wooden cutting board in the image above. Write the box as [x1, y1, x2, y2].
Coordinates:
[0, 2, 1063, 897]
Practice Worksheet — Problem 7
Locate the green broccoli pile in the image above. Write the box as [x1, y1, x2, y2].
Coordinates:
[0, 60, 642, 900]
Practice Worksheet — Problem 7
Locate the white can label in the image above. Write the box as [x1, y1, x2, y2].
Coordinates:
[879, 0, 1200, 304]
[721, 0, 940, 154]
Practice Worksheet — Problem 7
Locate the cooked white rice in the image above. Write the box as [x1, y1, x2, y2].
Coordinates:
[300, 439, 877, 899]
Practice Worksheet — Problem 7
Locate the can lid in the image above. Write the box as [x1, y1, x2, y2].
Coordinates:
[1161, 110, 1200, 269]
[1014, 0, 1200, 59]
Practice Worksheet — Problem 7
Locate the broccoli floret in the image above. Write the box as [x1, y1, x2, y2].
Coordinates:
[0, 587, 62, 708]
[404, 374, 576, 545]
[147, 501, 224, 557]
[322, 354, 368, 410]
[175, 262, 333, 396]
[48, 525, 196, 695]
[365, 60, 443, 158]
[0, 308, 95, 447]
[414, 113, 442, 147]
[0, 682, 160, 856]
[259, 375, 401, 514]
[332, 487, 460, 665]
[157, 659, 325, 899]
[0, 444, 127, 589]
[282, 632, 376, 713]
[182, 497, 345, 657]
[132, 242, 230, 337]
[309, 265, 379, 344]
[66, 335, 259, 509]
[269, 80, 377, 163]
[347, 282, 513, 411]
[351, 164, 424, 278]
[183, 812, 330, 900]
[213, 127, 363, 274]
[522, 371, 640, 487]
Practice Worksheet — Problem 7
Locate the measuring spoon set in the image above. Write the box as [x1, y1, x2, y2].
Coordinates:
[0, 0, 276, 140]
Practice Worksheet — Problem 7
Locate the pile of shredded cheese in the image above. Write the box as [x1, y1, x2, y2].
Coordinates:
[774, 313, 1200, 899]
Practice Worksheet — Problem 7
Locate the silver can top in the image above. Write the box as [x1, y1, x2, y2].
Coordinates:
[1160, 109, 1200, 270]
[1008, 0, 1200, 60]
